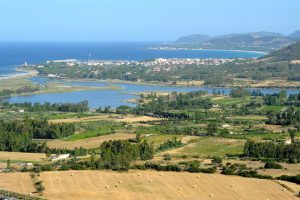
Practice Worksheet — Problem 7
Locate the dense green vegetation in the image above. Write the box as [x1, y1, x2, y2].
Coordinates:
[243, 140, 300, 163]
[33, 140, 154, 171]
[156, 138, 183, 152]
[221, 163, 272, 179]
[0, 101, 89, 112]
[132, 91, 211, 116]
[0, 118, 75, 151]
[262, 42, 300, 61]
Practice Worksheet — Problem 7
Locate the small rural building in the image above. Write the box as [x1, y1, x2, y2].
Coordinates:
[51, 154, 70, 162]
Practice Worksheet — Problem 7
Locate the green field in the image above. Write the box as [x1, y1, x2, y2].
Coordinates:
[178, 137, 245, 157]
[212, 97, 252, 105]
[260, 105, 286, 112]
[64, 122, 125, 141]
[0, 78, 36, 91]
[144, 134, 184, 148]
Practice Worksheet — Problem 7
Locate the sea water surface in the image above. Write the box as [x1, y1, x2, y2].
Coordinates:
[0, 42, 264, 67]
[1, 42, 292, 108]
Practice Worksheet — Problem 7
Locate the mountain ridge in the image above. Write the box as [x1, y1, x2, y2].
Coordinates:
[173, 31, 300, 52]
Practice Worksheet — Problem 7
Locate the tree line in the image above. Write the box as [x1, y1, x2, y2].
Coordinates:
[243, 140, 300, 163]
[0, 118, 75, 152]
[0, 86, 39, 97]
[1, 101, 89, 112]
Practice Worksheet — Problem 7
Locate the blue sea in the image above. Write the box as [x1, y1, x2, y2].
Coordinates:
[0, 42, 279, 108]
[0, 42, 263, 66]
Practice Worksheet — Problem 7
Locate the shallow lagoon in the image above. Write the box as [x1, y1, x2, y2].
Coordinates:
[5, 77, 300, 108]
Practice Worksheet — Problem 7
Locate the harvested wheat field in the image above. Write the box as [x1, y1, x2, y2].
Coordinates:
[115, 115, 162, 123]
[49, 114, 160, 124]
[0, 173, 35, 194]
[0, 151, 47, 162]
[0, 170, 298, 200]
[47, 133, 135, 149]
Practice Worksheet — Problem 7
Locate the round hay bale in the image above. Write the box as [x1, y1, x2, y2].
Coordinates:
[231, 184, 235, 187]
[197, 175, 201, 178]
[210, 194, 214, 198]
[282, 188, 286, 191]
[148, 180, 153, 183]
[105, 186, 110, 189]
[193, 185, 197, 188]
[178, 187, 182, 190]
[119, 180, 122, 184]
[159, 173, 163, 176]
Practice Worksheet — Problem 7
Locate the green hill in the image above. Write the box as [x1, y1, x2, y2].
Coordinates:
[262, 42, 300, 61]
[172, 31, 300, 52]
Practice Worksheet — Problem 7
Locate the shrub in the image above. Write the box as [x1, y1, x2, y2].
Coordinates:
[212, 156, 223, 165]
[264, 161, 283, 169]
[163, 154, 172, 161]
[278, 175, 300, 184]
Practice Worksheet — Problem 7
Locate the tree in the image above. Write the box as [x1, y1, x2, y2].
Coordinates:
[139, 140, 154, 160]
[34, 181, 45, 193]
[289, 129, 296, 143]
[212, 156, 223, 165]
[135, 133, 142, 142]
[6, 159, 11, 169]
[220, 129, 230, 137]
[207, 123, 218, 136]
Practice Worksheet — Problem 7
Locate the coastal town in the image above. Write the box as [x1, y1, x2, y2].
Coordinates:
[48, 57, 245, 67]
[35, 58, 247, 79]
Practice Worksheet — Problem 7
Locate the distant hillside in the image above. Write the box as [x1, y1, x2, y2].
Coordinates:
[176, 34, 211, 43]
[288, 30, 300, 39]
[262, 42, 300, 61]
[173, 31, 300, 52]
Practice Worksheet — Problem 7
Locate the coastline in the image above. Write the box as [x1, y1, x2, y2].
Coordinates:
[0, 69, 38, 80]
[149, 47, 268, 55]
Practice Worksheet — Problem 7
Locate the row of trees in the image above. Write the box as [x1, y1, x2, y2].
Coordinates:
[156, 138, 183, 152]
[0, 86, 39, 97]
[1, 101, 89, 112]
[243, 140, 300, 163]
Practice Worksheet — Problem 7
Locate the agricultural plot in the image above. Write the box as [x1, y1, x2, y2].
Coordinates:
[0, 151, 47, 163]
[212, 97, 252, 105]
[0, 171, 297, 200]
[47, 133, 136, 149]
[164, 137, 245, 157]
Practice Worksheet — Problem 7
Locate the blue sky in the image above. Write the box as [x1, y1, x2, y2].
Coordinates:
[0, 0, 299, 41]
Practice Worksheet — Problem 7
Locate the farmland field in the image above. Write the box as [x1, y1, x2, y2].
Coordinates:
[47, 133, 136, 149]
[0, 151, 47, 163]
[0, 170, 297, 200]
[164, 137, 245, 157]
[49, 114, 161, 124]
